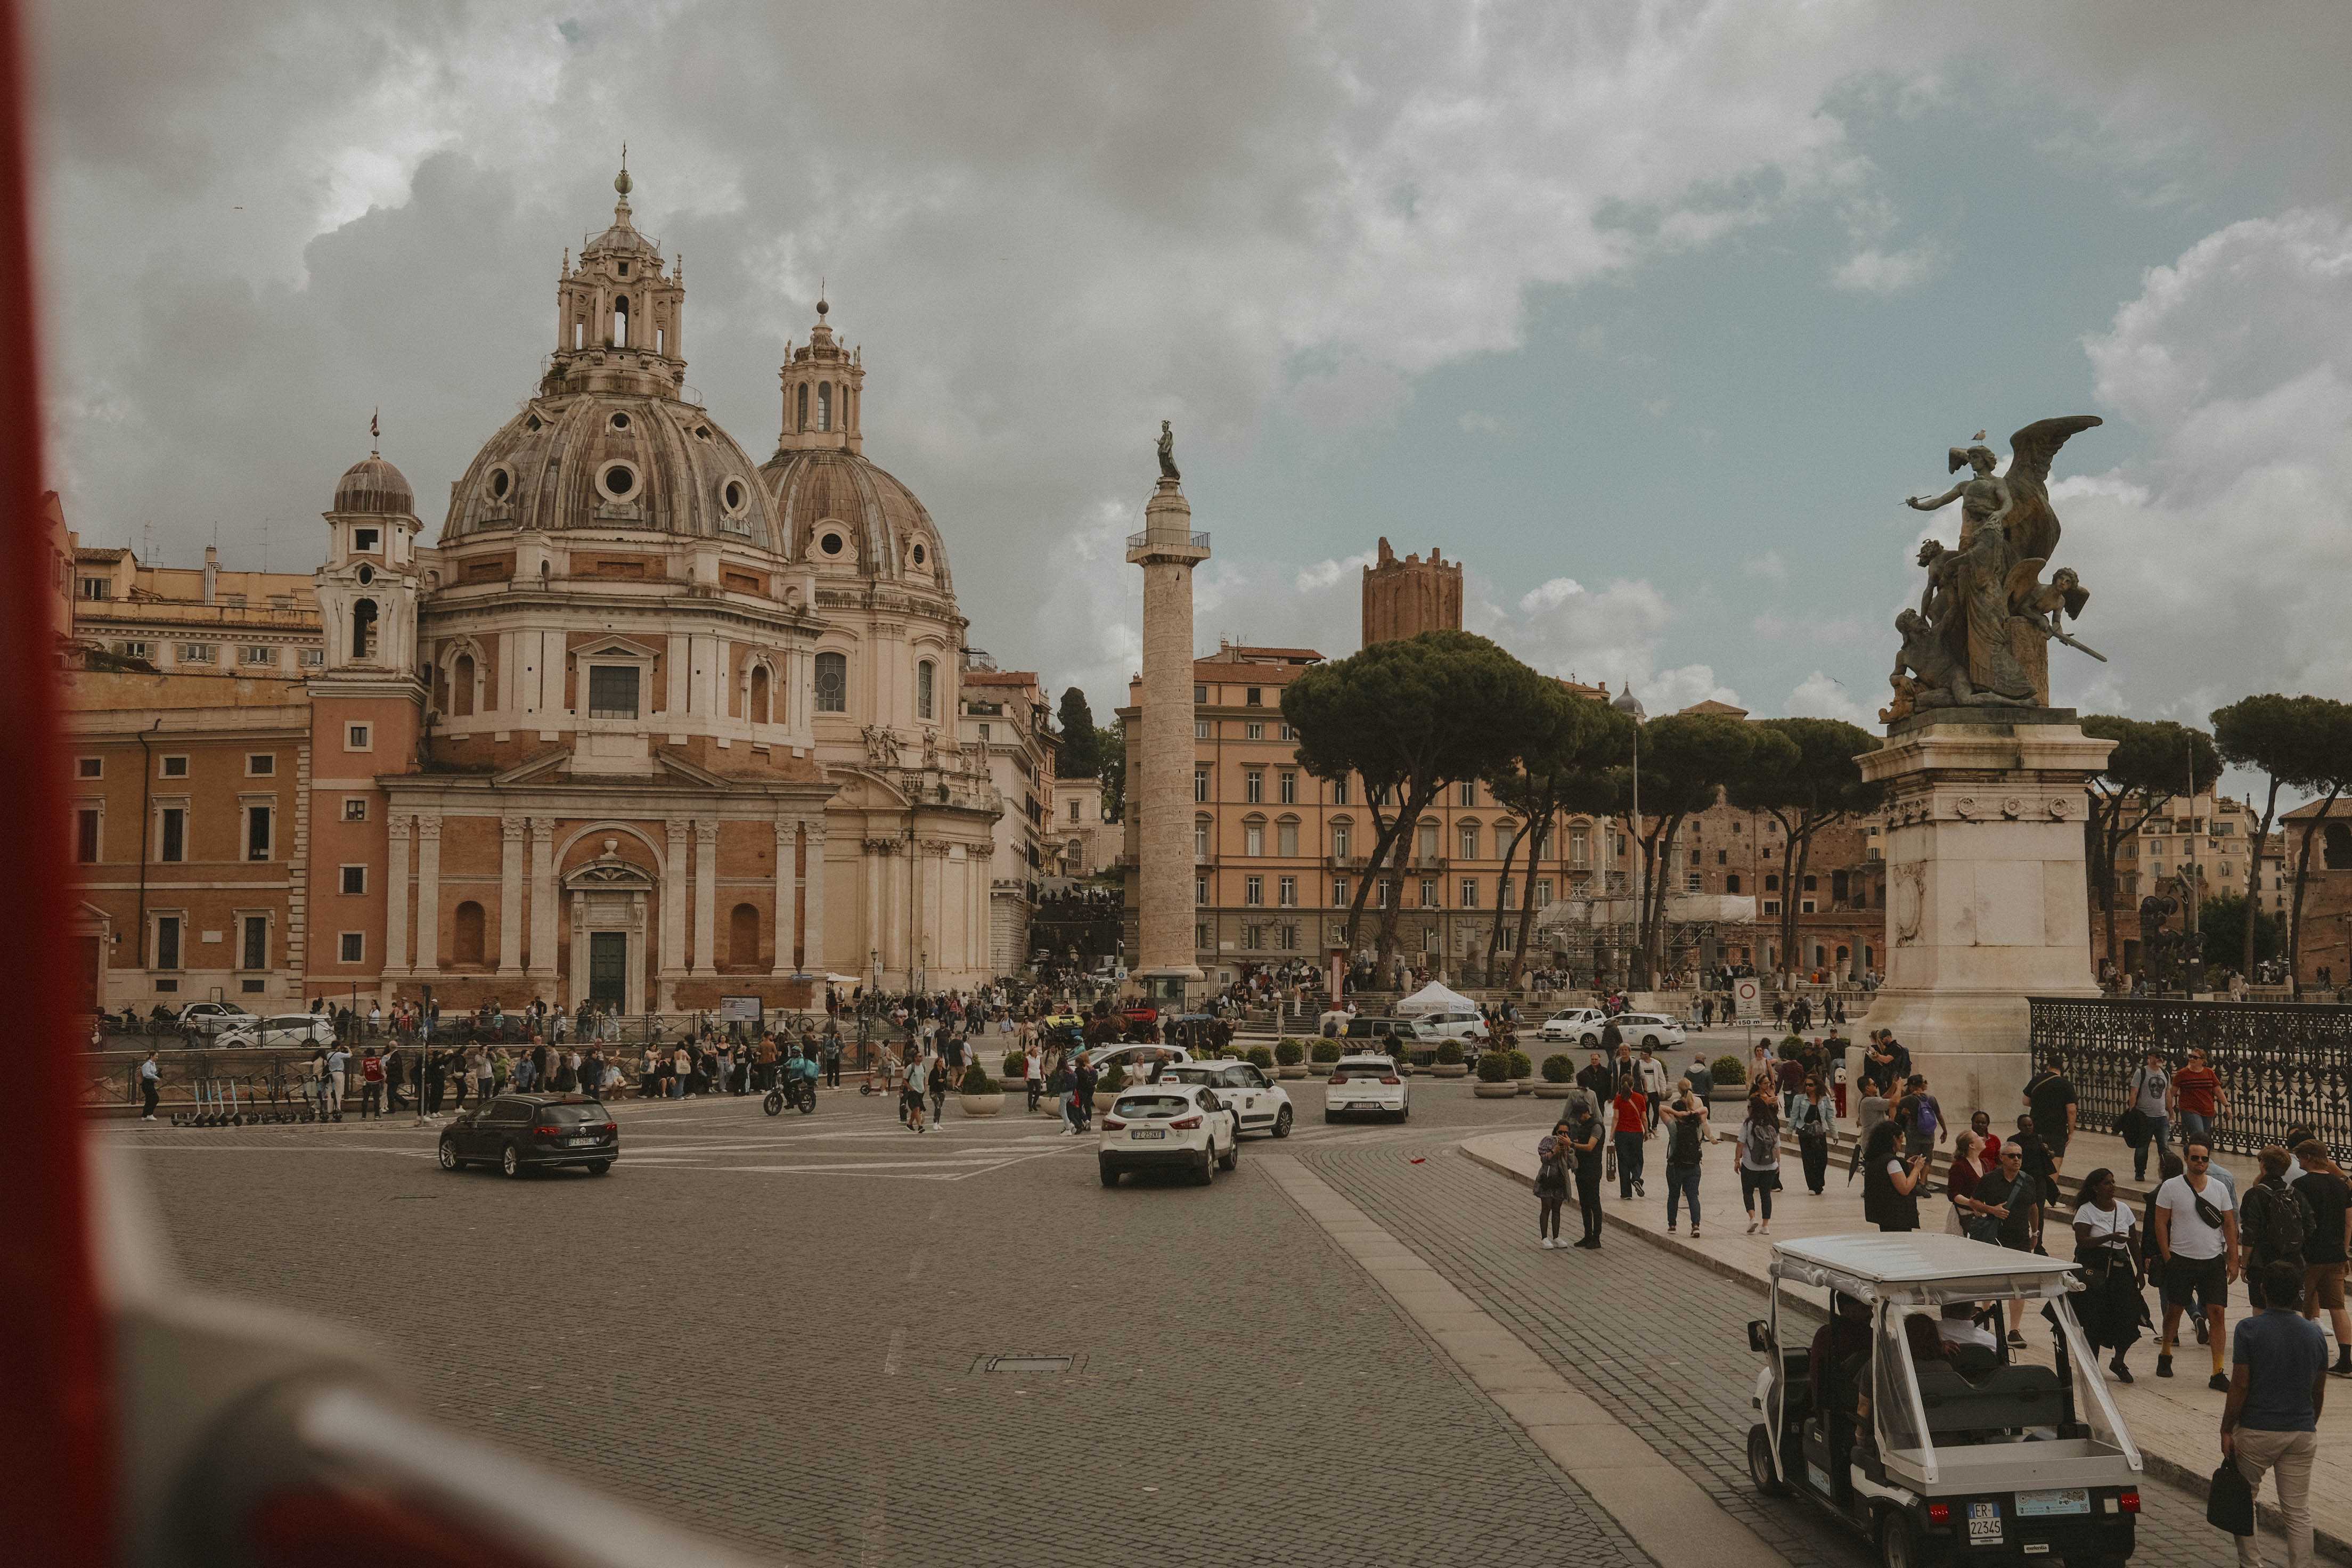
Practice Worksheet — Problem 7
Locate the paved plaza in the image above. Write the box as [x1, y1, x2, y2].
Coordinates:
[107, 1076, 2290, 1567]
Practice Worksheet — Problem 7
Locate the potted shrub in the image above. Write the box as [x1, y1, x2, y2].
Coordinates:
[1000, 1048, 1026, 1082]
[958, 1062, 1004, 1117]
[1474, 1049, 1520, 1098]
[1092, 1061, 1128, 1113]
[1310, 1039, 1343, 1067]
[1431, 1040, 1469, 1079]
[1534, 1053, 1575, 1099]
[1246, 1044, 1275, 1071]
[1710, 1054, 1747, 1104]
[1507, 1049, 1534, 1092]
[1275, 1039, 1310, 1079]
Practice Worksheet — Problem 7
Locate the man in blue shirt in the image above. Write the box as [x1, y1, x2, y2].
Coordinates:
[2223, 1261, 2329, 1568]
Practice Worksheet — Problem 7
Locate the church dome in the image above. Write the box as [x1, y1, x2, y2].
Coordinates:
[333, 453, 414, 517]
[440, 392, 781, 551]
[760, 446, 951, 587]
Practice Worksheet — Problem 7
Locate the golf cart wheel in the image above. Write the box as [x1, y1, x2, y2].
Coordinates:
[436, 1139, 462, 1172]
[763, 1090, 785, 1116]
[1877, 1510, 1918, 1568]
[1745, 1424, 1784, 1495]
[500, 1143, 522, 1179]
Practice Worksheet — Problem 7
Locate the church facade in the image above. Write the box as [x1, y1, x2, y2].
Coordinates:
[64, 168, 1014, 1016]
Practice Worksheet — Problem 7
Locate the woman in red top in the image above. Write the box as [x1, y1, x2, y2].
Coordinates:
[1613, 1084, 1651, 1200]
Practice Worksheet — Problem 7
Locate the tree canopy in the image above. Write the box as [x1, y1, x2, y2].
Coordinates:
[2212, 695, 2352, 991]
[2080, 715, 2224, 968]
[1606, 710, 1786, 986]
[1480, 685, 1632, 982]
[1055, 687, 1098, 779]
[1281, 631, 1557, 967]
[1725, 716, 1884, 982]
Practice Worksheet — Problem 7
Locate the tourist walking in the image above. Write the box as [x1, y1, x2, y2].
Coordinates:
[1945, 1130, 1986, 1234]
[1612, 1079, 1649, 1199]
[2071, 1168, 2146, 1382]
[1789, 1074, 1830, 1196]
[2243, 1147, 2319, 1311]
[358, 1045, 383, 1118]
[2127, 1049, 2174, 1182]
[1737, 1097, 1782, 1235]
[2155, 1140, 2241, 1390]
[1564, 1097, 1605, 1250]
[139, 1050, 160, 1121]
[2173, 1047, 2226, 1148]
[2222, 1261, 2328, 1568]
[904, 1052, 930, 1134]
[1861, 1120, 1927, 1232]
[2290, 1141, 2352, 1378]
[1534, 1124, 1570, 1250]
[1637, 1044, 1667, 1132]
[1661, 1080, 1706, 1237]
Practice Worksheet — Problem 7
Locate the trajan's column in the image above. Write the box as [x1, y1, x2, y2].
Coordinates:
[1128, 422, 1210, 1006]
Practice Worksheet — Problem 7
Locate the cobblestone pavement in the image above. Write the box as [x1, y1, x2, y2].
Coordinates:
[113, 1081, 1650, 1568]
[1296, 1113, 2268, 1568]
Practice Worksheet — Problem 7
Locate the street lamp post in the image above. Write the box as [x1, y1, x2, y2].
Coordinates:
[1612, 684, 1647, 989]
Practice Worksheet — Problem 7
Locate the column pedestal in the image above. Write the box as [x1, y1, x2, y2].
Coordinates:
[1858, 712, 2116, 1120]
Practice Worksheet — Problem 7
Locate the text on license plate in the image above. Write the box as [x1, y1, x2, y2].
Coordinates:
[1967, 1501, 2002, 1544]
[2017, 1489, 2089, 1517]
[1130, 1129, 1166, 1140]
[568, 1135, 600, 1146]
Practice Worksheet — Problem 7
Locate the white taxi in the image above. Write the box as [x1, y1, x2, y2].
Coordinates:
[1098, 1082, 1240, 1187]
[1155, 1060, 1294, 1139]
[1534, 1008, 1608, 1045]
[1324, 1053, 1409, 1122]
[1614, 1012, 1688, 1050]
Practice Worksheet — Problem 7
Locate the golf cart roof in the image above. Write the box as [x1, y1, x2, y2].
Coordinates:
[1768, 1233, 2082, 1306]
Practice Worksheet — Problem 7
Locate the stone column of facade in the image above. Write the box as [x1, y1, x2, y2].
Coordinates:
[802, 820, 827, 976]
[412, 815, 442, 972]
[692, 819, 720, 975]
[660, 818, 688, 1008]
[772, 820, 796, 975]
[1858, 715, 2116, 1122]
[384, 813, 413, 975]
[527, 818, 557, 985]
[1125, 472, 1210, 1001]
[497, 815, 526, 975]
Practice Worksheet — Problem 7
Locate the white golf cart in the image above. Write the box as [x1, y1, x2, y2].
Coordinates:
[1745, 1233, 2142, 1567]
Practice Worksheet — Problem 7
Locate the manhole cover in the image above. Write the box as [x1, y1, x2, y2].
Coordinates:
[973, 1354, 1081, 1374]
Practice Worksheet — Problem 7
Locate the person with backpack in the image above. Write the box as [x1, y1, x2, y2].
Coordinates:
[2244, 1146, 2318, 1313]
[1736, 1098, 1783, 1236]
[1533, 1124, 1571, 1250]
[1661, 1080, 1707, 1237]
[2125, 1049, 2173, 1182]
[2291, 1141, 2352, 1379]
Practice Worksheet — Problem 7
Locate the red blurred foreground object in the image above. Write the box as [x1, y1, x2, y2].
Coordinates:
[0, 0, 115, 1561]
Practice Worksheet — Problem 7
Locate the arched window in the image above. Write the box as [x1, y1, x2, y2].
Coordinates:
[612, 294, 629, 348]
[1243, 816, 1265, 857]
[749, 664, 771, 725]
[729, 903, 760, 969]
[1764, 873, 1780, 892]
[917, 659, 935, 720]
[796, 384, 807, 432]
[1194, 816, 1212, 861]
[1332, 820, 1353, 860]
[451, 652, 475, 717]
[350, 599, 378, 661]
[2327, 822, 2352, 871]
[817, 382, 832, 431]
[1725, 873, 1742, 894]
[814, 651, 847, 713]
[452, 901, 486, 966]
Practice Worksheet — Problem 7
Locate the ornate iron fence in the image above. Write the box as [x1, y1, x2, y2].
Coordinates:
[2028, 997, 2352, 1164]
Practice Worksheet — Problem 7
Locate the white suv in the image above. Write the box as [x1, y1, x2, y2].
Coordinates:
[1099, 1082, 1240, 1186]
[1156, 1061, 1294, 1138]
[1535, 1008, 1607, 1045]
[1325, 1054, 1409, 1122]
[1413, 1009, 1492, 1047]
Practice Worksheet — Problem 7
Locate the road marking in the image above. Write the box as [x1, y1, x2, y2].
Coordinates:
[881, 1325, 906, 1376]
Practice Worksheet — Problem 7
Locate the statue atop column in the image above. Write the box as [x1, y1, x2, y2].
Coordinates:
[1156, 420, 1180, 483]
[1883, 415, 2105, 722]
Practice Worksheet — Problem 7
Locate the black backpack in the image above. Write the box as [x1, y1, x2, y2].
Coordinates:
[2247, 1180, 2315, 1260]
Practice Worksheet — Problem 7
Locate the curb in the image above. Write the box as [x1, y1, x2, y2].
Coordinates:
[1455, 1136, 2352, 1566]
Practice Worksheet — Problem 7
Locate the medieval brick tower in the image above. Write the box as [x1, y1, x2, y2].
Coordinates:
[1360, 537, 1462, 648]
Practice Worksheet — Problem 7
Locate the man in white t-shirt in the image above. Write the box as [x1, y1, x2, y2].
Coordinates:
[1934, 1301, 1998, 1353]
[2154, 1140, 2242, 1390]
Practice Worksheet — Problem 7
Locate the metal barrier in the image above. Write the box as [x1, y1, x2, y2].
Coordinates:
[2029, 995, 2352, 1164]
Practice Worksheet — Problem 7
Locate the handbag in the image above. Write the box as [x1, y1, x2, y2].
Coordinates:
[2208, 1458, 2255, 1537]
[2117, 1105, 2147, 1147]
[1605, 1142, 1618, 1183]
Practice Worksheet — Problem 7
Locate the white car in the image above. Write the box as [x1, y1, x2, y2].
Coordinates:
[1411, 1009, 1492, 1047]
[1080, 1042, 1191, 1088]
[1098, 1082, 1240, 1186]
[1324, 1053, 1409, 1122]
[178, 1002, 259, 1040]
[1612, 1012, 1688, 1051]
[1156, 1060, 1294, 1138]
[217, 1013, 338, 1049]
[1535, 1008, 1608, 1045]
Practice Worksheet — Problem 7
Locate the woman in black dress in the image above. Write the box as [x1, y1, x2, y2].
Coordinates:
[2070, 1167, 2146, 1381]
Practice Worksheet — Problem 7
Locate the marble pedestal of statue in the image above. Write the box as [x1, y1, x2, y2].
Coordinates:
[1858, 711, 2116, 1126]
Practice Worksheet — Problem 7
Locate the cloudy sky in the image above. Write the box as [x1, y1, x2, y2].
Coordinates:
[31, 1, 2352, 739]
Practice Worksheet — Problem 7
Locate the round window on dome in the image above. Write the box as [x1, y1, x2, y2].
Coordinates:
[911, 542, 927, 566]
[489, 467, 511, 500]
[819, 532, 845, 557]
[723, 479, 745, 512]
[600, 463, 638, 500]
[526, 414, 543, 432]
[609, 411, 632, 431]
[695, 425, 713, 442]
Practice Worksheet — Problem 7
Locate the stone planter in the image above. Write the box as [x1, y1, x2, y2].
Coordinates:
[959, 1092, 1004, 1117]
[1532, 1083, 1574, 1099]
[1473, 1081, 1521, 1099]
[1431, 1064, 1469, 1079]
[1514, 1078, 1535, 1095]
[1278, 1064, 1311, 1080]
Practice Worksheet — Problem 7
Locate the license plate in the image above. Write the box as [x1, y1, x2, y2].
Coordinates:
[1967, 1500, 2002, 1544]
[568, 1135, 599, 1146]
[2018, 1488, 2088, 1517]
[1131, 1129, 1166, 1140]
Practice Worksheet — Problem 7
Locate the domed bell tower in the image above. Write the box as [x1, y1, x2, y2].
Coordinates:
[546, 152, 687, 401]
[775, 295, 864, 456]
[315, 431, 424, 681]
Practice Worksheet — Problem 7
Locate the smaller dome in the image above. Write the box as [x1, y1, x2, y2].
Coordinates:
[334, 454, 413, 516]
